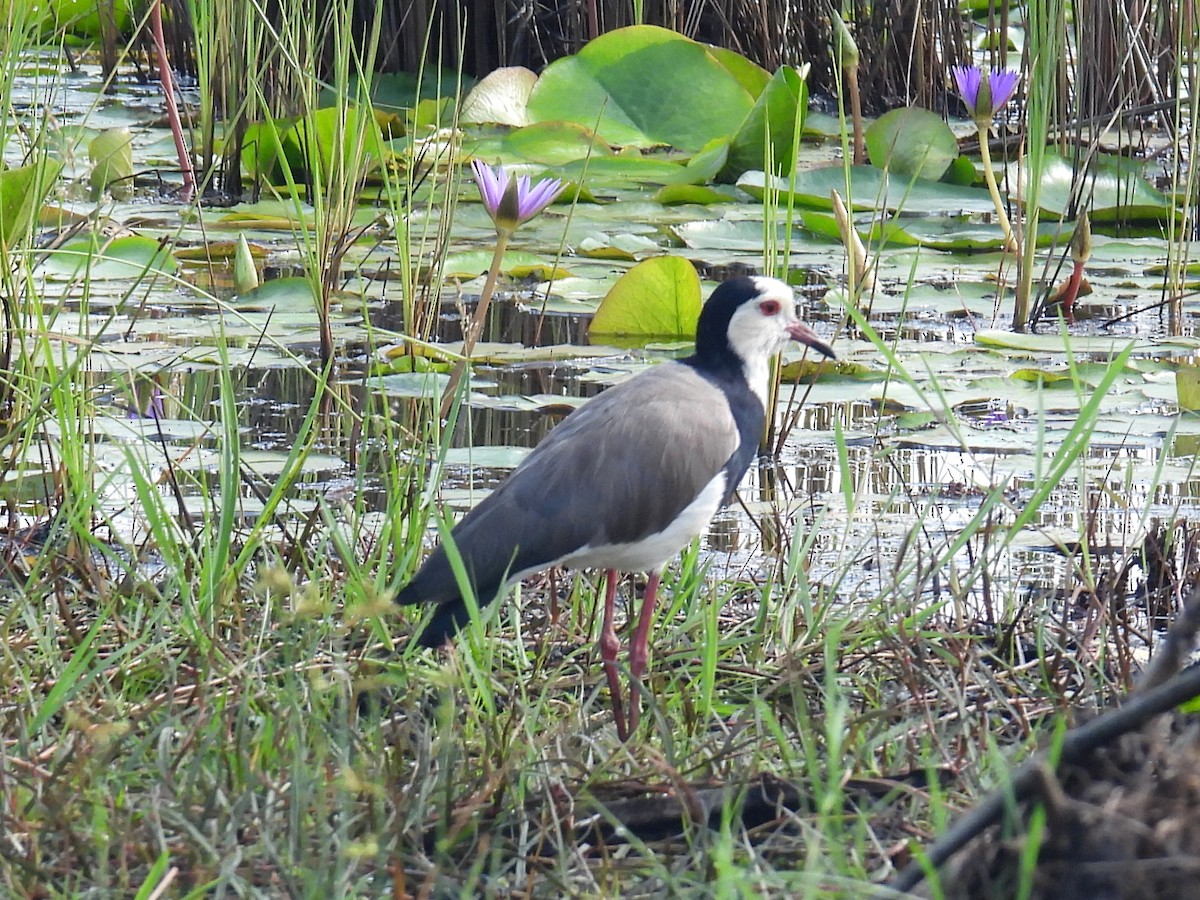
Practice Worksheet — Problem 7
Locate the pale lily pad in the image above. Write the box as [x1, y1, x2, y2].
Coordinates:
[443, 446, 532, 468]
[577, 232, 661, 259]
[1177, 366, 1200, 411]
[0, 469, 57, 503]
[527, 25, 760, 151]
[231, 277, 318, 311]
[975, 329, 1148, 355]
[238, 450, 345, 477]
[88, 127, 133, 199]
[469, 393, 588, 413]
[53, 417, 217, 442]
[460, 66, 538, 126]
[590, 255, 701, 339]
[365, 372, 451, 399]
[178, 495, 319, 521]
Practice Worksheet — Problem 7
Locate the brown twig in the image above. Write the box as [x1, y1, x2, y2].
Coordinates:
[890, 585, 1200, 894]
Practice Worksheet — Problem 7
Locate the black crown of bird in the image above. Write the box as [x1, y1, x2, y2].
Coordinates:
[395, 275, 835, 740]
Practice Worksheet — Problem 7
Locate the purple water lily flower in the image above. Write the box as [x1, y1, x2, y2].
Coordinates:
[952, 66, 1019, 120]
[471, 160, 563, 234]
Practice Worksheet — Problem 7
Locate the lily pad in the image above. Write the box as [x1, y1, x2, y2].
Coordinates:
[720, 64, 809, 180]
[460, 66, 538, 126]
[88, 127, 134, 199]
[1177, 366, 1200, 412]
[441, 250, 571, 281]
[527, 25, 761, 151]
[1019, 150, 1176, 222]
[739, 166, 997, 215]
[443, 446, 532, 469]
[590, 255, 701, 339]
[232, 277, 318, 311]
[500, 121, 615, 165]
[864, 107, 959, 181]
[975, 329, 1147, 356]
[39, 234, 178, 281]
[0, 159, 62, 251]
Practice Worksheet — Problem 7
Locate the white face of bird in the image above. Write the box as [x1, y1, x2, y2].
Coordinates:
[726, 277, 833, 363]
[724, 277, 835, 409]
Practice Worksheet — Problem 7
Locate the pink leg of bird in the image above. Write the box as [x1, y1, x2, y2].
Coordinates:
[598, 568, 628, 741]
[626, 571, 662, 737]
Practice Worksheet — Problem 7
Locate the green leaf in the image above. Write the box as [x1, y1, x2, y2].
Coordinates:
[500, 121, 614, 165]
[1020, 150, 1176, 222]
[34, 0, 134, 38]
[527, 25, 760, 151]
[89, 127, 134, 199]
[721, 65, 809, 181]
[232, 276, 317, 311]
[589, 255, 701, 338]
[1177, 366, 1200, 412]
[0, 159, 62, 251]
[738, 165, 997, 214]
[39, 234, 178, 280]
[864, 107, 959, 181]
[653, 183, 737, 205]
[441, 250, 571, 281]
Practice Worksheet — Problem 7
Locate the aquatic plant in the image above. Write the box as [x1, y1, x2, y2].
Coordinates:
[439, 161, 563, 417]
[952, 66, 1020, 254]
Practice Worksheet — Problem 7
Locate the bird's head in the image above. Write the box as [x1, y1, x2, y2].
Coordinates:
[696, 276, 836, 368]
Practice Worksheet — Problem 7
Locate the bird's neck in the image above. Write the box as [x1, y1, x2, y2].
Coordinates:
[690, 349, 769, 412]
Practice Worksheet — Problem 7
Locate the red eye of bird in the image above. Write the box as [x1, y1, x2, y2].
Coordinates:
[760, 299, 781, 316]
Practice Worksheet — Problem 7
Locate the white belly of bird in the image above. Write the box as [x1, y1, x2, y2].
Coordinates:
[557, 471, 729, 575]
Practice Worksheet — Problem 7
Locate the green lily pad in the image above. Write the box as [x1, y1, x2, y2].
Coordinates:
[1177, 366, 1200, 412]
[653, 183, 738, 206]
[501, 121, 615, 165]
[0, 159, 62, 251]
[89, 127, 134, 200]
[864, 107, 959, 181]
[243, 106, 392, 184]
[739, 166, 997, 214]
[1020, 150, 1176, 222]
[527, 25, 761, 151]
[441, 250, 571, 281]
[554, 154, 697, 187]
[721, 64, 809, 180]
[39, 234, 178, 281]
[232, 277, 318, 311]
[590, 255, 701, 339]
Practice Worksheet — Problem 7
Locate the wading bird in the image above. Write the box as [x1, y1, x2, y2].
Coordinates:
[397, 275, 835, 740]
